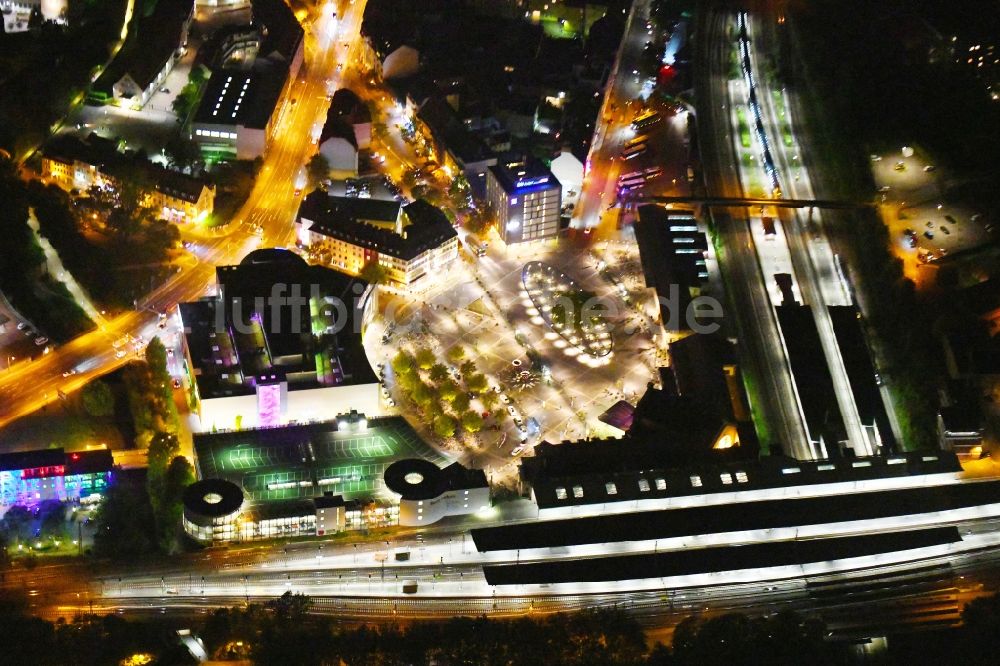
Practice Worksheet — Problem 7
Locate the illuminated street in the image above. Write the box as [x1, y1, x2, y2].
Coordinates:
[0, 0, 367, 429]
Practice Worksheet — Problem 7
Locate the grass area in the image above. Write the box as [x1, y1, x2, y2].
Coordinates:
[740, 363, 772, 456]
[0, 398, 126, 451]
[706, 217, 770, 456]
[782, 128, 794, 148]
[736, 107, 752, 148]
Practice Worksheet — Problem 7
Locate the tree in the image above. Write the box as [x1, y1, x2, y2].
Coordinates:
[466, 373, 489, 395]
[306, 153, 330, 190]
[480, 390, 499, 411]
[391, 350, 416, 377]
[452, 392, 470, 412]
[446, 345, 466, 363]
[433, 414, 456, 439]
[38, 501, 67, 541]
[359, 260, 388, 285]
[459, 359, 477, 377]
[414, 347, 436, 370]
[0, 506, 32, 545]
[428, 363, 449, 383]
[156, 455, 195, 553]
[401, 168, 419, 190]
[81, 379, 115, 417]
[93, 475, 156, 559]
[163, 135, 201, 171]
[449, 173, 471, 210]
[465, 202, 495, 234]
[412, 381, 434, 407]
[461, 410, 483, 433]
[438, 379, 460, 402]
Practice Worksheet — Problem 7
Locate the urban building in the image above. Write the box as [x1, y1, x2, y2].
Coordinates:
[0, 448, 113, 514]
[471, 450, 1000, 590]
[89, 0, 194, 108]
[384, 458, 490, 526]
[634, 205, 709, 335]
[327, 89, 372, 150]
[182, 414, 488, 543]
[549, 147, 585, 214]
[297, 191, 459, 290]
[190, 0, 304, 159]
[2, 0, 66, 34]
[485, 157, 561, 244]
[41, 134, 215, 223]
[317, 122, 360, 176]
[178, 249, 379, 431]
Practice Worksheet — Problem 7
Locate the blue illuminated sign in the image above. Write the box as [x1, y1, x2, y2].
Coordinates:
[515, 176, 550, 189]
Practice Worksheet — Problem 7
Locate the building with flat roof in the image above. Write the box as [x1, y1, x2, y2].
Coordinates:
[89, 0, 194, 108]
[829, 306, 896, 454]
[190, 0, 304, 159]
[297, 191, 459, 290]
[634, 205, 709, 334]
[182, 414, 488, 543]
[485, 157, 561, 244]
[775, 304, 846, 457]
[0, 448, 113, 514]
[178, 249, 379, 431]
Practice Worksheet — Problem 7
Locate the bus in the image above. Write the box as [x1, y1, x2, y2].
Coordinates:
[618, 172, 646, 194]
[466, 236, 488, 257]
[621, 142, 648, 160]
[644, 166, 663, 180]
[631, 110, 662, 131]
[624, 134, 648, 149]
[761, 216, 776, 239]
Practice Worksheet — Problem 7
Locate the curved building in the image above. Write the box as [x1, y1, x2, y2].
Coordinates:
[384, 459, 490, 526]
[182, 479, 245, 543]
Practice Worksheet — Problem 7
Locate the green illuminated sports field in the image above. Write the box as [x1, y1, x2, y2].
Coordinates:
[194, 417, 451, 504]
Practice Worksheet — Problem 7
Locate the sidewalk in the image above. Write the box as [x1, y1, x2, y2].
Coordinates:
[27, 209, 108, 329]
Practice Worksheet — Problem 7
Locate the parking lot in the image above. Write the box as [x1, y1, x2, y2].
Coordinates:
[872, 146, 995, 287]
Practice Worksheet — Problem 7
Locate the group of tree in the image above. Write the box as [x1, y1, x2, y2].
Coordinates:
[391, 345, 494, 440]
[145, 432, 195, 554]
[306, 153, 331, 190]
[96, 338, 192, 555]
[122, 338, 180, 450]
[81, 379, 115, 418]
[26, 175, 179, 310]
[170, 64, 209, 123]
[208, 158, 261, 227]
[13, 591, 996, 665]
[0, 157, 93, 342]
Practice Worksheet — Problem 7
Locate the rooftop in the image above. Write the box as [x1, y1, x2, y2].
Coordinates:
[193, 65, 286, 129]
[483, 527, 961, 585]
[193, 416, 451, 504]
[0, 448, 114, 476]
[298, 192, 457, 262]
[94, 0, 193, 93]
[178, 249, 376, 400]
[488, 157, 561, 195]
[473, 477, 1000, 552]
[522, 444, 960, 510]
